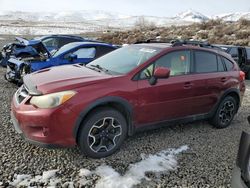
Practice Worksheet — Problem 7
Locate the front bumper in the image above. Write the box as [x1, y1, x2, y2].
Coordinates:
[231, 166, 248, 188]
[11, 90, 78, 147]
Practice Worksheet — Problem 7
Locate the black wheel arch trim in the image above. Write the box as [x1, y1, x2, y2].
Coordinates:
[73, 96, 135, 140]
[209, 88, 241, 117]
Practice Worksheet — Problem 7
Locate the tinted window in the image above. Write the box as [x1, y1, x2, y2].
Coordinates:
[218, 56, 225, 72]
[96, 46, 116, 58]
[223, 57, 234, 71]
[229, 47, 238, 56]
[140, 51, 191, 79]
[59, 38, 81, 47]
[194, 51, 217, 73]
[246, 48, 250, 59]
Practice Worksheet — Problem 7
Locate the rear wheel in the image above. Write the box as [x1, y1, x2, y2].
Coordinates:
[210, 96, 238, 128]
[78, 108, 127, 158]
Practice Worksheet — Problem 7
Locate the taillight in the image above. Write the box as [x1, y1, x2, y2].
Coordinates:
[240, 71, 245, 81]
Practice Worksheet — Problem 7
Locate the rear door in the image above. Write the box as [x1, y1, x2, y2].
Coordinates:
[191, 50, 229, 114]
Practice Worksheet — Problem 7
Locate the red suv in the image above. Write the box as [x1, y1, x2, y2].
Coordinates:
[11, 41, 246, 158]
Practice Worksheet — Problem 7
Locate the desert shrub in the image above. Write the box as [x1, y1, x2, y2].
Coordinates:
[239, 19, 250, 26]
[236, 30, 250, 39]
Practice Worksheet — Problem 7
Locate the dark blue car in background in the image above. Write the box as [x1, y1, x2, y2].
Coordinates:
[5, 42, 118, 84]
[0, 35, 92, 67]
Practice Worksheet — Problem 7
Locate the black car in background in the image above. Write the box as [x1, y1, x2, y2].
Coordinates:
[231, 116, 250, 188]
[216, 45, 250, 79]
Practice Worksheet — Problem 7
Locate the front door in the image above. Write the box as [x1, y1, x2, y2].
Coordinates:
[136, 50, 196, 125]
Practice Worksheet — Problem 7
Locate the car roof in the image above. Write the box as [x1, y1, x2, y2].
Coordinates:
[63, 41, 117, 48]
[38, 35, 84, 40]
[134, 43, 172, 49]
[134, 42, 234, 60]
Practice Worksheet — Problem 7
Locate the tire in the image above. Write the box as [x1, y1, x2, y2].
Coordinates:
[210, 96, 238, 129]
[77, 107, 127, 158]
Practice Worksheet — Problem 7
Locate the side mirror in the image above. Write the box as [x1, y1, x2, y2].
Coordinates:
[248, 116, 250, 124]
[149, 67, 170, 85]
[68, 54, 77, 61]
[154, 67, 170, 79]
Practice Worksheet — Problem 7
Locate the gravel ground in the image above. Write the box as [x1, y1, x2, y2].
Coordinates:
[0, 35, 250, 188]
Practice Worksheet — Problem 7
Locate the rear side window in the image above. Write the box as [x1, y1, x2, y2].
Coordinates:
[194, 51, 217, 73]
[217, 56, 225, 72]
[246, 48, 250, 59]
[229, 47, 238, 56]
[58, 38, 82, 48]
[42, 38, 59, 48]
[223, 57, 234, 71]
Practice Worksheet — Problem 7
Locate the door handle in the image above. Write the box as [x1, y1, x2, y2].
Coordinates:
[184, 82, 193, 89]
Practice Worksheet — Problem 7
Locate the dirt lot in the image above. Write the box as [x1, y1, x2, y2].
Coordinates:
[0, 35, 250, 187]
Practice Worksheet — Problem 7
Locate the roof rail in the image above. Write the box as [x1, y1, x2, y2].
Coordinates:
[171, 40, 210, 47]
[171, 40, 224, 51]
[134, 38, 175, 44]
[134, 39, 224, 51]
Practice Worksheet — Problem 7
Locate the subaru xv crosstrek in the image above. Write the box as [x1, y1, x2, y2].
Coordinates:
[11, 41, 246, 158]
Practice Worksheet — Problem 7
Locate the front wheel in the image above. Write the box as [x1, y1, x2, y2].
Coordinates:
[78, 108, 127, 158]
[210, 96, 238, 128]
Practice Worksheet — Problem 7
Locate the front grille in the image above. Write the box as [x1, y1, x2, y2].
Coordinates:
[15, 85, 29, 104]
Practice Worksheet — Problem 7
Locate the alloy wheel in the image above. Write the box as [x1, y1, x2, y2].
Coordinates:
[218, 101, 235, 125]
[88, 117, 122, 153]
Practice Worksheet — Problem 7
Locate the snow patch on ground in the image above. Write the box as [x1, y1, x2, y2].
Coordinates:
[10, 170, 59, 187]
[93, 145, 188, 188]
[9, 145, 188, 187]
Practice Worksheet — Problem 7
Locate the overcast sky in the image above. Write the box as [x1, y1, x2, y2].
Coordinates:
[0, 0, 249, 17]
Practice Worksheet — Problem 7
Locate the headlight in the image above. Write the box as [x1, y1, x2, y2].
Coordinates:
[30, 91, 76, 109]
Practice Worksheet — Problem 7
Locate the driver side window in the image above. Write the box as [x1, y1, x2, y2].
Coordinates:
[140, 50, 191, 79]
[42, 38, 59, 48]
[64, 47, 96, 59]
[73, 47, 96, 58]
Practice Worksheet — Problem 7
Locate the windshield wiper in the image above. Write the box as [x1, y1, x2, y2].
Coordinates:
[89, 64, 112, 75]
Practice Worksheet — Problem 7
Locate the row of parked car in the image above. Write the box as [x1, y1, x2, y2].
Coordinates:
[1, 36, 250, 86]
[0, 35, 119, 84]
[0, 35, 249, 186]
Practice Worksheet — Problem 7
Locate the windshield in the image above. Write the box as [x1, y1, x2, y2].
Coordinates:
[87, 45, 161, 75]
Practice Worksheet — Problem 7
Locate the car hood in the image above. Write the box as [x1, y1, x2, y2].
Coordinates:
[15, 37, 51, 57]
[16, 37, 40, 46]
[23, 64, 114, 95]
